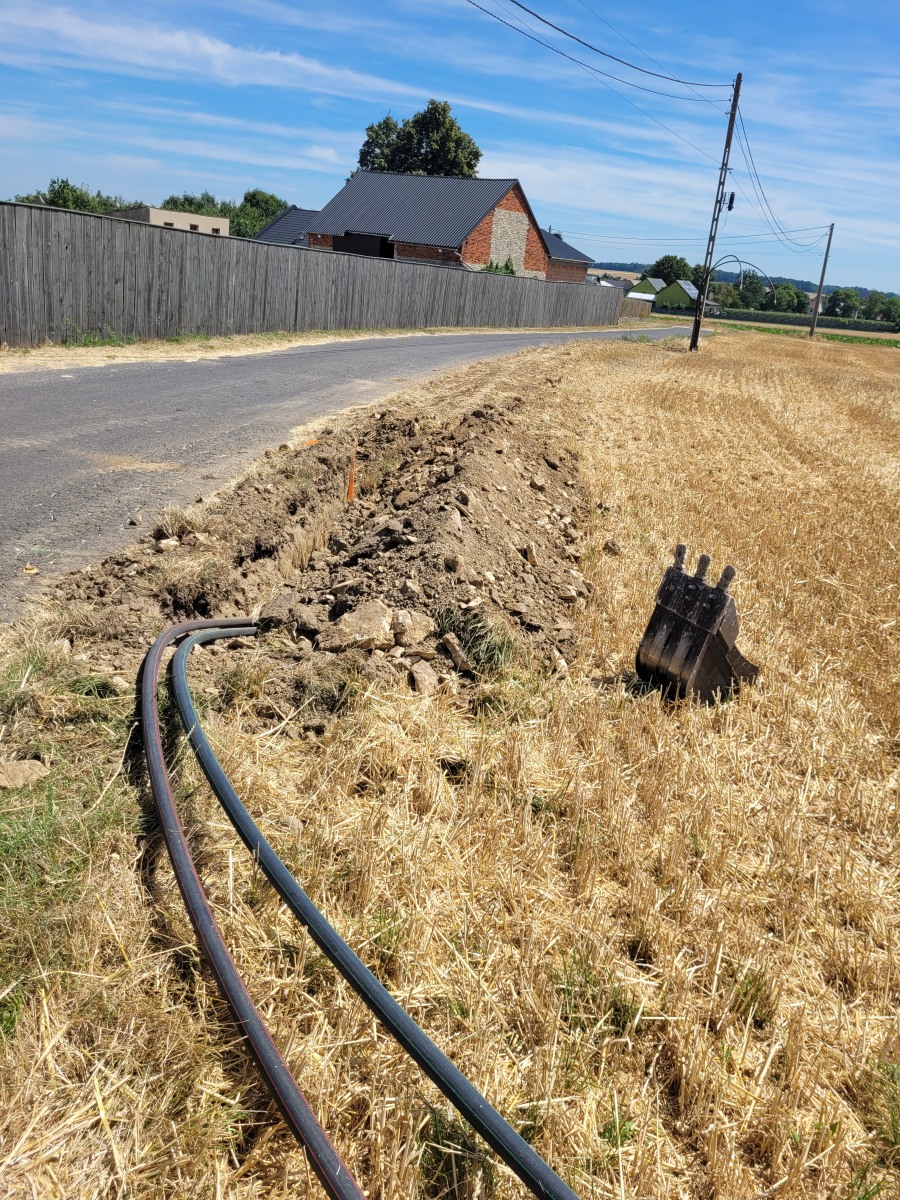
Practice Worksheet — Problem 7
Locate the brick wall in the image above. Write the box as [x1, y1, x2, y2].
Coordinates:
[461, 211, 494, 266]
[461, 184, 549, 278]
[308, 233, 333, 249]
[546, 259, 589, 284]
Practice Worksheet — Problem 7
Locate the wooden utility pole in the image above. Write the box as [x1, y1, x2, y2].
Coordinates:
[808, 222, 834, 339]
[689, 72, 742, 352]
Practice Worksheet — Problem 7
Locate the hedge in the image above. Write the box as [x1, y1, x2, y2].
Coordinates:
[654, 306, 898, 333]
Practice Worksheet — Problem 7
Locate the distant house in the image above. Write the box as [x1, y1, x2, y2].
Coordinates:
[253, 206, 320, 246]
[655, 280, 699, 308]
[303, 172, 569, 279]
[629, 277, 667, 297]
[538, 229, 594, 283]
[109, 206, 228, 236]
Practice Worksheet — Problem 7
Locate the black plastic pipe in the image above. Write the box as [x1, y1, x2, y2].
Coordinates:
[170, 625, 580, 1200]
[140, 619, 365, 1200]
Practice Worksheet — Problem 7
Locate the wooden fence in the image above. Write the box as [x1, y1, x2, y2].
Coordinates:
[0, 203, 624, 347]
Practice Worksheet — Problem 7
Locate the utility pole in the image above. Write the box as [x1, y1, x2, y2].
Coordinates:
[808, 222, 834, 339]
[689, 72, 742, 352]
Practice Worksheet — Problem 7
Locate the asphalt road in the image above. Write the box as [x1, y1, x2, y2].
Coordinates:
[0, 326, 691, 618]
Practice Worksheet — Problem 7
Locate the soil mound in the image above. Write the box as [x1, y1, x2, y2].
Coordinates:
[58, 392, 594, 706]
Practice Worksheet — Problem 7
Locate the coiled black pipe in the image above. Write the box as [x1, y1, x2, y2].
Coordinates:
[168, 624, 580, 1200]
[141, 619, 365, 1200]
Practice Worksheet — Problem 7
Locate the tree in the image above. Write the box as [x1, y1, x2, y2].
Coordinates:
[794, 289, 811, 314]
[861, 291, 886, 320]
[358, 115, 403, 173]
[355, 100, 482, 178]
[231, 189, 288, 238]
[881, 297, 900, 327]
[15, 177, 142, 214]
[824, 287, 860, 318]
[766, 282, 804, 313]
[711, 281, 741, 308]
[159, 187, 286, 238]
[644, 255, 692, 286]
[691, 262, 708, 289]
[738, 271, 766, 310]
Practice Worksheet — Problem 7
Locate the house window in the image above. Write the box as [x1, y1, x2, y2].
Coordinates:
[211, 228, 220, 235]
[190, 223, 199, 231]
[163, 221, 174, 227]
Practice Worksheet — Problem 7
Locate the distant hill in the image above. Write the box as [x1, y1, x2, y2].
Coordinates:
[591, 263, 897, 299]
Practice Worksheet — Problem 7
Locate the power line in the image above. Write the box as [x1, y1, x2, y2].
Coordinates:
[561, 228, 829, 246]
[463, 0, 721, 164]
[462, 0, 712, 100]
[506, 0, 731, 87]
[735, 108, 812, 250]
[570, 0, 730, 112]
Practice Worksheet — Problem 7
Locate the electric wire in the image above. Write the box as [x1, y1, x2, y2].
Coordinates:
[144, 621, 581, 1200]
[505, 0, 730, 86]
[461, 0, 710, 100]
[464, 0, 720, 164]
[735, 108, 814, 250]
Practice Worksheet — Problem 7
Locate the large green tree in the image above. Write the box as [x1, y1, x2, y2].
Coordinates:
[644, 255, 692, 286]
[15, 177, 143, 214]
[861, 290, 887, 320]
[738, 271, 767, 310]
[356, 100, 482, 177]
[824, 287, 860, 318]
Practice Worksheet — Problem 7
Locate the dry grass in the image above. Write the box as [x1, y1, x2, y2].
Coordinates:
[0, 323, 639, 376]
[1, 331, 898, 1199]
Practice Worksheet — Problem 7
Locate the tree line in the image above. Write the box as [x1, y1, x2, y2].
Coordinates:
[641, 255, 900, 322]
[12, 178, 288, 240]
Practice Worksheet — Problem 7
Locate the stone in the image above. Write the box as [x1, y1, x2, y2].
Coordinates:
[444, 554, 465, 575]
[408, 659, 440, 696]
[544, 455, 561, 471]
[392, 490, 418, 510]
[456, 488, 472, 506]
[401, 577, 423, 599]
[530, 475, 547, 492]
[0, 760, 50, 789]
[316, 600, 394, 652]
[127, 512, 143, 526]
[183, 531, 212, 546]
[603, 539, 623, 557]
[392, 608, 436, 647]
[441, 633, 475, 672]
[260, 595, 329, 638]
[155, 537, 180, 553]
[560, 587, 579, 604]
[523, 543, 537, 567]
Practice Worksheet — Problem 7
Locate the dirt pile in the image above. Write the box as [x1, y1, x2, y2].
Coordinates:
[57, 392, 595, 710]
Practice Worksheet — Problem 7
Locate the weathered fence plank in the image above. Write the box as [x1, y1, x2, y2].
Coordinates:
[0, 202, 626, 348]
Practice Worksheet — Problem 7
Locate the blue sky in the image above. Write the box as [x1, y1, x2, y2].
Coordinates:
[1, 0, 897, 290]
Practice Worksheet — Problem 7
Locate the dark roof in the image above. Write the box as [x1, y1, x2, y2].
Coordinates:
[538, 228, 593, 264]
[253, 205, 319, 244]
[309, 173, 521, 247]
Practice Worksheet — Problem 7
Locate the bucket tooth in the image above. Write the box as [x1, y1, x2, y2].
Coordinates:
[635, 546, 759, 702]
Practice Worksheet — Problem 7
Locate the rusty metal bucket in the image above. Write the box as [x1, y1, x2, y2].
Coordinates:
[636, 545, 759, 702]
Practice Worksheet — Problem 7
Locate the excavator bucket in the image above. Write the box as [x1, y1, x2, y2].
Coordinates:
[635, 545, 759, 703]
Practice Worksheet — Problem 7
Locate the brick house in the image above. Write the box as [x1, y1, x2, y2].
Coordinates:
[302, 172, 590, 281]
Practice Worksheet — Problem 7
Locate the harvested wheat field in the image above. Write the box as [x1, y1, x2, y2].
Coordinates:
[0, 331, 898, 1200]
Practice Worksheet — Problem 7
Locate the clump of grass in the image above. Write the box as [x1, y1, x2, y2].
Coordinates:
[435, 606, 517, 677]
[418, 1106, 495, 1200]
[63, 319, 135, 347]
[154, 503, 207, 540]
